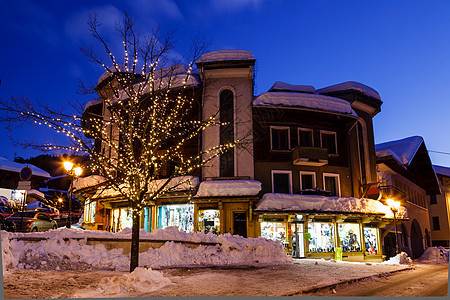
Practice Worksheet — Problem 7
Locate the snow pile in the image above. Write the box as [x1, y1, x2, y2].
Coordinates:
[74, 267, 172, 298]
[381, 252, 412, 265]
[255, 193, 407, 219]
[253, 92, 357, 116]
[1, 227, 291, 272]
[316, 81, 381, 100]
[194, 180, 262, 197]
[418, 247, 449, 263]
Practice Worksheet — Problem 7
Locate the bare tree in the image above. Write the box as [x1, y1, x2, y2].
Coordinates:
[0, 12, 236, 272]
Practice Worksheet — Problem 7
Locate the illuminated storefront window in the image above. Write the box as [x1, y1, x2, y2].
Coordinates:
[338, 223, 362, 252]
[364, 227, 379, 255]
[84, 200, 96, 223]
[290, 223, 305, 257]
[111, 207, 133, 232]
[308, 222, 334, 253]
[261, 221, 286, 244]
[157, 204, 194, 232]
[198, 209, 220, 234]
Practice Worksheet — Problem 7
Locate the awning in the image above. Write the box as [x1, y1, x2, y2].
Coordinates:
[254, 193, 407, 219]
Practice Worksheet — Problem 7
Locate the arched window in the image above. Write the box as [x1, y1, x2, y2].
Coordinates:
[219, 89, 234, 177]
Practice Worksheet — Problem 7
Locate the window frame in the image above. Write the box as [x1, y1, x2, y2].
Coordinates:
[432, 216, 440, 231]
[320, 130, 338, 155]
[323, 173, 341, 196]
[271, 170, 293, 194]
[270, 126, 291, 151]
[299, 171, 317, 191]
[429, 195, 437, 205]
[297, 127, 314, 147]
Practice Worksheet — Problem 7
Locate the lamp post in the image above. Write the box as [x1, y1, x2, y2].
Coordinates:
[64, 161, 82, 228]
[387, 198, 401, 254]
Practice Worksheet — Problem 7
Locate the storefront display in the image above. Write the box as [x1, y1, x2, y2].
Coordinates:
[111, 207, 133, 232]
[338, 223, 361, 252]
[198, 209, 220, 234]
[308, 222, 334, 253]
[290, 223, 305, 257]
[261, 221, 286, 244]
[84, 200, 96, 223]
[364, 227, 378, 254]
[157, 204, 194, 232]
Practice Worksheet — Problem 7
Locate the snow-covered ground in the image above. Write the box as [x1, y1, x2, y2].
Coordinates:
[2, 227, 437, 298]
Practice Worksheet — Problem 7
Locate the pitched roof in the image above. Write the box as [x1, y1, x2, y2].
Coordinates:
[433, 165, 450, 178]
[375, 136, 423, 166]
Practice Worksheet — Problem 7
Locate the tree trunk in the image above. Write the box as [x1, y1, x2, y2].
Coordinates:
[130, 210, 140, 272]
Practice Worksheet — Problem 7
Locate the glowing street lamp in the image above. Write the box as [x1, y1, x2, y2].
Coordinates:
[386, 198, 401, 254]
[64, 160, 82, 228]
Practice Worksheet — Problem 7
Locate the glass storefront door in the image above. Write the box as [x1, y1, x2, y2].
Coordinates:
[290, 223, 305, 257]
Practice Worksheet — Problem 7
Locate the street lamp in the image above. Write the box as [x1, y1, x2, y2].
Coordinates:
[64, 161, 82, 228]
[386, 198, 401, 254]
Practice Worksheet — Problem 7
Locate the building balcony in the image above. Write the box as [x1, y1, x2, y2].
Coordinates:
[378, 185, 407, 202]
[292, 146, 329, 166]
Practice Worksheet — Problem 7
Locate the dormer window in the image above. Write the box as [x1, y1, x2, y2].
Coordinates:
[320, 130, 337, 155]
[271, 126, 290, 151]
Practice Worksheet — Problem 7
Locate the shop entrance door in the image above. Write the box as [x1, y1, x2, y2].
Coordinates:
[233, 212, 247, 238]
[291, 222, 305, 258]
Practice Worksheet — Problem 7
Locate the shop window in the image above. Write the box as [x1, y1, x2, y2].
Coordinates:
[430, 195, 437, 205]
[338, 223, 362, 252]
[111, 207, 133, 232]
[157, 204, 194, 232]
[261, 221, 287, 244]
[298, 128, 313, 147]
[308, 222, 335, 253]
[432, 216, 440, 231]
[84, 200, 96, 223]
[320, 130, 337, 154]
[271, 126, 290, 151]
[323, 173, 340, 196]
[198, 209, 220, 234]
[300, 171, 316, 191]
[272, 170, 292, 194]
[364, 227, 378, 255]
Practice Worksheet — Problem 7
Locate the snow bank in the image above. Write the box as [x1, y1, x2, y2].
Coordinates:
[255, 193, 407, 219]
[194, 180, 261, 197]
[381, 252, 412, 265]
[418, 247, 449, 263]
[74, 267, 172, 298]
[1, 226, 291, 272]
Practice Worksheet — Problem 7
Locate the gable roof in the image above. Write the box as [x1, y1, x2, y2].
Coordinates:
[376, 136, 423, 166]
[375, 136, 440, 194]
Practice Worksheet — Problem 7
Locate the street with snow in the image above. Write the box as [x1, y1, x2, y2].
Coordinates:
[1, 227, 448, 298]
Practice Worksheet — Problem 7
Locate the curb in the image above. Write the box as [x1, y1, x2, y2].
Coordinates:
[283, 265, 415, 296]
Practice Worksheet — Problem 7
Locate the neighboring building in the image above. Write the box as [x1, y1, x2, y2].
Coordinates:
[75, 49, 408, 262]
[0, 156, 50, 208]
[428, 165, 450, 247]
[375, 136, 440, 258]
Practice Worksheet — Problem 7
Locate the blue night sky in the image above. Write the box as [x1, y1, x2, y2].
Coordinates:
[1, 0, 449, 167]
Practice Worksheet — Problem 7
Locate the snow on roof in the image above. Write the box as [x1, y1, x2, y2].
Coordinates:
[253, 92, 357, 116]
[73, 175, 108, 191]
[197, 50, 255, 63]
[255, 193, 407, 219]
[375, 136, 423, 166]
[269, 81, 315, 94]
[194, 180, 261, 198]
[317, 81, 381, 100]
[84, 98, 103, 112]
[92, 176, 200, 199]
[27, 189, 45, 199]
[97, 65, 129, 85]
[0, 157, 50, 178]
[433, 165, 450, 178]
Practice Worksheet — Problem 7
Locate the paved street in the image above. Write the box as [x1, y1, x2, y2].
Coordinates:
[303, 263, 448, 297]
